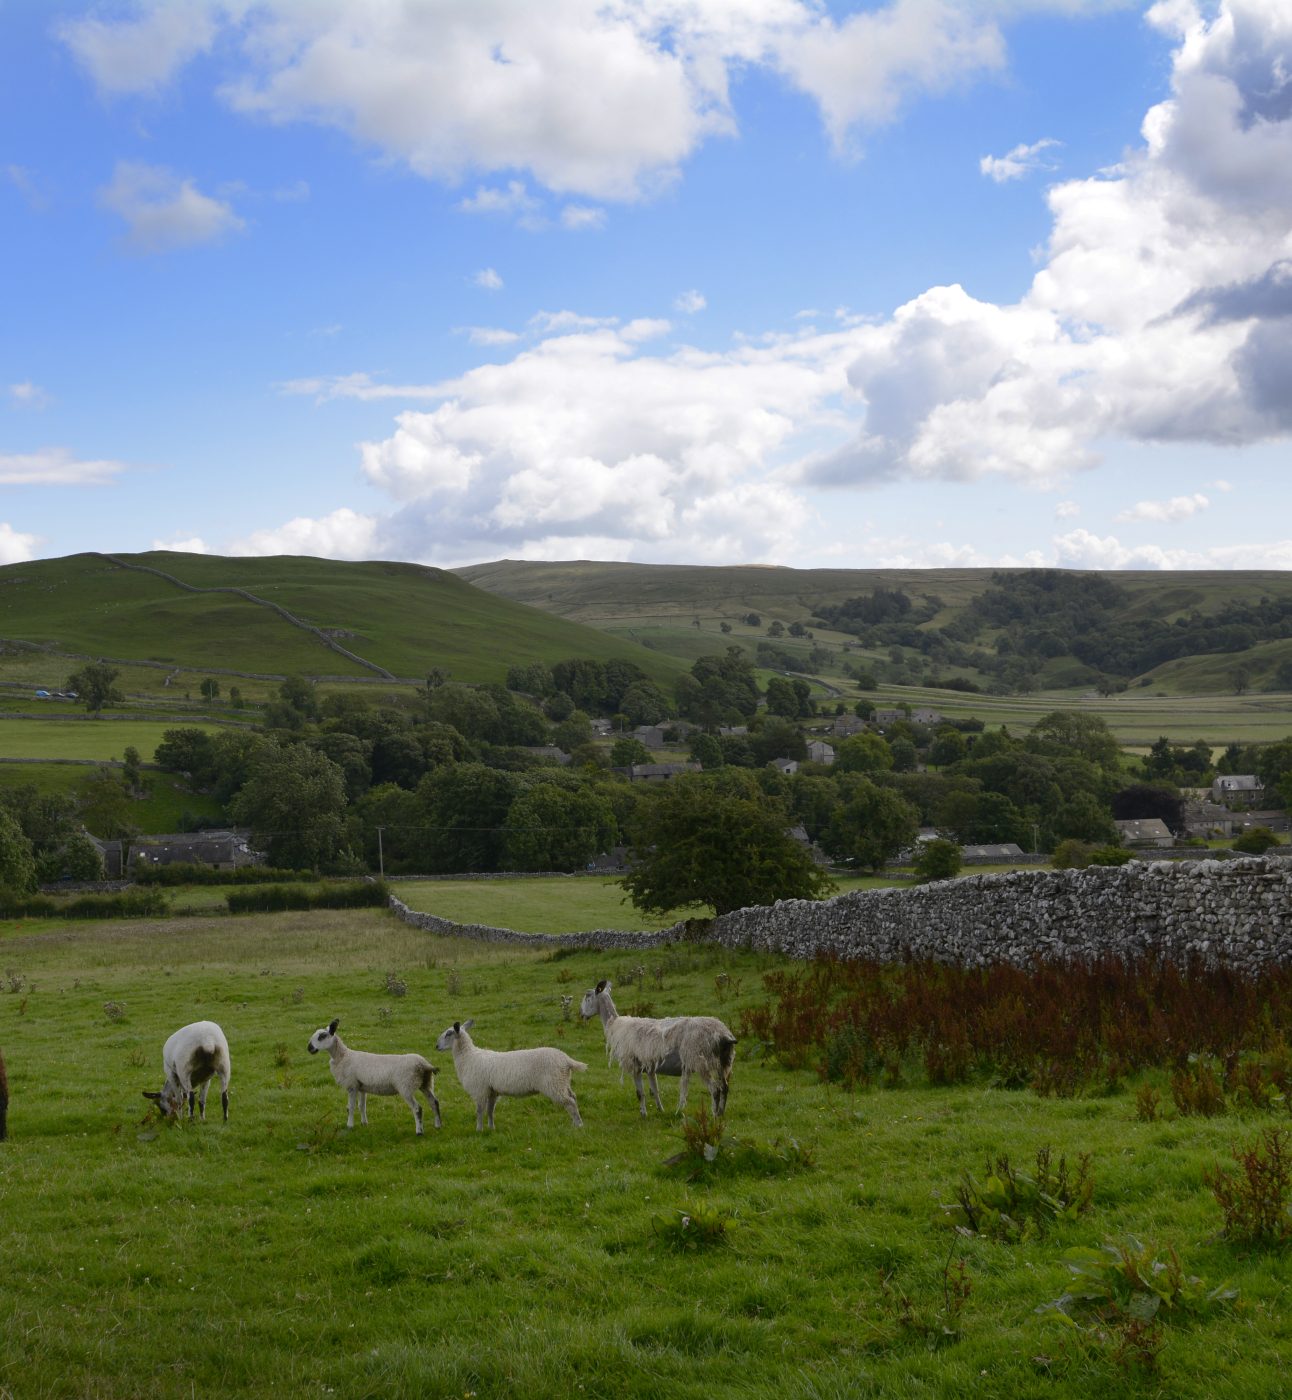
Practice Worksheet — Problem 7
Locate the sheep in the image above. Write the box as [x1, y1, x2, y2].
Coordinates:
[0, 1045, 8, 1141]
[435, 1019, 586, 1130]
[142, 1020, 231, 1122]
[306, 1018, 441, 1135]
[581, 981, 736, 1117]
[578, 979, 672, 1117]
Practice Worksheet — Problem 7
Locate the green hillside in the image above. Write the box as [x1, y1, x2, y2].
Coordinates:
[456, 559, 1292, 696]
[0, 552, 685, 690]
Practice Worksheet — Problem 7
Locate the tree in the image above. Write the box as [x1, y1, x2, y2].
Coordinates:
[889, 738, 918, 773]
[720, 621, 732, 634]
[620, 681, 670, 726]
[45, 830, 105, 882]
[199, 678, 220, 702]
[621, 778, 834, 917]
[0, 807, 38, 893]
[121, 746, 143, 793]
[417, 763, 519, 873]
[834, 733, 892, 774]
[1028, 711, 1121, 769]
[689, 733, 724, 769]
[766, 620, 785, 638]
[1111, 783, 1185, 833]
[914, 838, 962, 883]
[820, 781, 919, 872]
[1233, 826, 1279, 854]
[927, 727, 967, 768]
[503, 783, 616, 872]
[75, 767, 136, 840]
[748, 716, 807, 767]
[425, 667, 452, 691]
[765, 676, 800, 719]
[66, 662, 123, 716]
[552, 710, 594, 752]
[229, 741, 349, 870]
[611, 737, 651, 767]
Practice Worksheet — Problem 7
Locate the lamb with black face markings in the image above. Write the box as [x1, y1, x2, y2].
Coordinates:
[306, 1018, 441, 1135]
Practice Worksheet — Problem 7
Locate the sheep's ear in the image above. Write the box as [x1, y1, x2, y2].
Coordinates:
[462, 1018, 475, 1031]
[595, 980, 607, 994]
[602, 980, 612, 993]
[328, 1018, 339, 1034]
[453, 1021, 460, 1034]
[142, 1091, 161, 1102]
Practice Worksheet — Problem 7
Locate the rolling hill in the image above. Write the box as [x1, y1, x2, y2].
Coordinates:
[0, 552, 687, 692]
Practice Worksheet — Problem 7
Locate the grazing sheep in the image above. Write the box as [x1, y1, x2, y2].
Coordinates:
[579, 979, 671, 1117]
[306, 1019, 441, 1135]
[0, 1045, 8, 1141]
[142, 1020, 231, 1122]
[435, 1019, 586, 1130]
[581, 981, 736, 1116]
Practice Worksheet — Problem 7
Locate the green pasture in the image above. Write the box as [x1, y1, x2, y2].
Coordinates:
[3, 905, 1290, 1398]
[0, 717, 221, 763]
[388, 874, 947, 934]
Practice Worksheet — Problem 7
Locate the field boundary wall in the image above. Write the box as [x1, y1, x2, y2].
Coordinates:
[389, 856, 1292, 972]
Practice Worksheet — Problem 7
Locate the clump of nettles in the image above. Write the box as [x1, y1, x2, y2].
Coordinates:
[1205, 1127, 1292, 1244]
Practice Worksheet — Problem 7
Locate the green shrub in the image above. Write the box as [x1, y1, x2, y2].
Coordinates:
[62, 889, 171, 919]
[1051, 839, 1093, 869]
[226, 880, 389, 914]
[1233, 827, 1280, 855]
[914, 838, 962, 883]
[135, 864, 321, 887]
[0, 888, 58, 918]
[1088, 845, 1134, 866]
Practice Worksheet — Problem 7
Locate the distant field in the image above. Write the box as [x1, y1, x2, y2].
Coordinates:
[0, 717, 222, 762]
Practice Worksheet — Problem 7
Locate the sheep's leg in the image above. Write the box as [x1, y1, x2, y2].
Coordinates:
[631, 1070, 648, 1117]
[358, 1092, 368, 1127]
[423, 1086, 442, 1129]
[198, 1081, 210, 1121]
[677, 1069, 690, 1114]
[475, 1097, 487, 1131]
[187, 1089, 197, 1119]
[562, 1086, 583, 1128]
[486, 1089, 499, 1129]
[400, 1088, 423, 1136]
[712, 1078, 728, 1116]
[346, 1089, 358, 1129]
[647, 1069, 664, 1114]
[220, 1074, 230, 1122]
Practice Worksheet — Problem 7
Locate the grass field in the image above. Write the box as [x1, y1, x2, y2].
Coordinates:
[3, 903, 1289, 1398]
[0, 718, 227, 763]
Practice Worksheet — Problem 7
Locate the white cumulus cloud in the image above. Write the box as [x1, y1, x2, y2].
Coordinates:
[0, 522, 40, 564]
[59, 1, 215, 96]
[229, 508, 379, 560]
[98, 161, 245, 253]
[152, 536, 210, 554]
[1114, 492, 1210, 523]
[980, 137, 1060, 182]
[674, 289, 707, 313]
[473, 267, 504, 291]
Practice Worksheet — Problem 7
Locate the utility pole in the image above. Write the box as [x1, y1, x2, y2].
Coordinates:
[376, 826, 385, 879]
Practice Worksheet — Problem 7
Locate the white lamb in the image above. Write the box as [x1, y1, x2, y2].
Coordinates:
[581, 981, 737, 1116]
[142, 1020, 231, 1122]
[579, 979, 672, 1117]
[306, 1018, 441, 1135]
[435, 1019, 587, 1130]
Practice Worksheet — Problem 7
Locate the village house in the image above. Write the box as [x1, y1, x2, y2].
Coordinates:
[961, 842, 1027, 863]
[831, 713, 867, 738]
[613, 762, 702, 783]
[805, 740, 835, 765]
[1211, 775, 1265, 809]
[1114, 818, 1174, 849]
[633, 724, 667, 750]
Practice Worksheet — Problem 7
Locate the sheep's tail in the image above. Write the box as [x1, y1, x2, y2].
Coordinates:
[569, 1059, 588, 1074]
[718, 1037, 737, 1080]
[420, 1064, 439, 1095]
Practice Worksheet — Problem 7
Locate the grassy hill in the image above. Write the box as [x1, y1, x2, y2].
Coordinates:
[0, 552, 686, 692]
[456, 559, 1292, 695]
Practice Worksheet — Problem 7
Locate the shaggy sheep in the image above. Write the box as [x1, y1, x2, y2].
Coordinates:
[581, 981, 736, 1116]
[306, 1018, 441, 1135]
[143, 1020, 231, 1122]
[435, 1019, 586, 1130]
[579, 979, 672, 1117]
[0, 1045, 8, 1141]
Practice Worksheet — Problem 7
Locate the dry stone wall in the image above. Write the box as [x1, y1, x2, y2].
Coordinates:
[390, 857, 1292, 972]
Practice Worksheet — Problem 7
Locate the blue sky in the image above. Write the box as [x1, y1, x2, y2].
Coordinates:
[3, 0, 1291, 571]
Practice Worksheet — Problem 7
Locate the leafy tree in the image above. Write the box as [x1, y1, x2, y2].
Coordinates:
[229, 741, 349, 870]
[889, 738, 918, 773]
[914, 837, 962, 883]
[417, 763, 519, 872]
[426, 683, 500, 741]
[620, 681, 671, 726]
[552, 710, 594, 752]
[1053, 791, 1118, 846]
[121, 746, 143, 792]
[720, 621, 732, 634]
[1111, 783, 1184, 833]
[767, 620, 785, 638]
[43, 830, 105, 882]
[1257, 739, 1292, 794]
[689, 732, 724, 769]
[503, 782, 617, 872]
[352, 783, 422, 872]
[765, 676, 800, 719]
[228, 685, 242, 707]
[66, 662, 123, 716]
[199, 677, 220, 701]
[928, 727, 968, 768]
[749, 716, 807, 767]
[75, 767, 136, 840]
[820, 781, 919, 872]
[425, 667, 451, 691]
[277, 674, 317, 719]
[621, 777, 834, 916]
[311, 732, 374, 802]
[506, 661, 554, 696]
[1027, 711, 1121, 769]
[0, 806, 38, 893]
[834, 732, 892, 774]
[611, 737, 651, 767]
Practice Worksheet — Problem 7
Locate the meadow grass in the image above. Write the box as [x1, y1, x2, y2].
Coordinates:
[2, 905, 1290, 1398]
[388, 874, 932, 935]
[0, 718, 226, 763]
